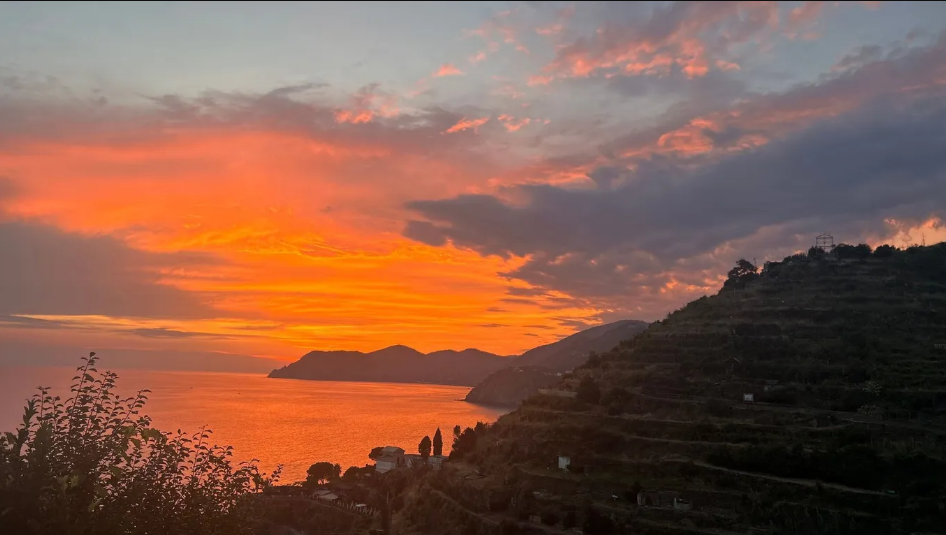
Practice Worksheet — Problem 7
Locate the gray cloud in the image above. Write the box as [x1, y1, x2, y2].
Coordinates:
[0, 221, 222, 319]
[128, 328, 221, 339]
[405, 93, 946, 311]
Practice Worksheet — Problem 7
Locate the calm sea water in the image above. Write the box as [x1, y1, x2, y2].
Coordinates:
[0, 367, 506, 482]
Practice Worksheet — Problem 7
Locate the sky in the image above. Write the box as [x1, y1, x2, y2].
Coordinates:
[2, 1, 946, 370]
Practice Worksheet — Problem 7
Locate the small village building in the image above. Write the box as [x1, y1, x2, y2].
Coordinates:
[743, 393, 755, 403]
[674, 498, 692, 511]
[558, 456, 571, 471]
[375, 446, 406, 473]
[317, 492, 339, 503]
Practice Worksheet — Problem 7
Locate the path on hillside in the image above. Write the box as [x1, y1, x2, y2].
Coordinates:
[629, 388, 946, 435]
[683, 460, 888, 496]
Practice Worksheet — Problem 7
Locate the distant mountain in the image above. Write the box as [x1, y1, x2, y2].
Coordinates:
[513, 319, 650, 372]
[464, 319, 650, 406]
[268, 320, 649, 389]
[268, 345, 510, 386]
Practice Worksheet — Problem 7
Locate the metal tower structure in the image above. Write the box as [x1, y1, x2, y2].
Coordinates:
[815, 232, 835, 252]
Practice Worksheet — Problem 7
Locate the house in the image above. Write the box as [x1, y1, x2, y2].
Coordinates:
[375, 446, 406, 473]
[558, 456, 571, 471]
[673, 498, 692, 511]
[743, 393, 755, 403]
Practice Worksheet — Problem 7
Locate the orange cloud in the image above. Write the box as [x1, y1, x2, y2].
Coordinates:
[539, 2, 778, 81]
[527, 75, 554, 86]
[468, 51, 487, 64]
[434, 63, 464, 77]
[443, 116, 490, 134]
[0, 90, 603, 359]
[498, 114, 531, 132]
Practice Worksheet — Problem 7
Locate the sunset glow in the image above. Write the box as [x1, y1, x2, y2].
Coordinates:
[2, 1, 946, 369]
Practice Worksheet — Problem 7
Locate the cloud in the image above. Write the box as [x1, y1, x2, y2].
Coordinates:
[434, 63, 465, 77]
[0, 220, 223, 319]
[404, 85, 946, 316]
[468, 51, 487, 64]
[539, 2, 779, 81]
[832, 44, 884, 72]
[498, 114, 531, 132]
[128, 327, 219, 339]
[443, 116, 490, 134]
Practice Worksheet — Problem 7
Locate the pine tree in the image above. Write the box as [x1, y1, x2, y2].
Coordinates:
[433, 427, 443, 456]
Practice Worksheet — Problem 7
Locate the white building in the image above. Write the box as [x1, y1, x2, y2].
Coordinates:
[375, 446, 406, 473]
[558, 456, 571, 470]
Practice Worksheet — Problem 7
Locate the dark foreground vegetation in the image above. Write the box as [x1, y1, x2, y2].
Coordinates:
[0, 353, 281, 535]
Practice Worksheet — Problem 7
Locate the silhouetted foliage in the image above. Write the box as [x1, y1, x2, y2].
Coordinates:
[368, 446, 384, 460]
[418, 436, 431, 460]
[342, 465, 374, 481]
[725, 259, 759, 289]
[562, 510, 577, 529]
[0, 353, 280, 535]
[432, 428, 443, 456]
[576, 377, 602, 405]
[449, 421, 490, 460]
[873, 244, 898, 257]
[582, 505, 614, 535]
[305, 461, 341, 486]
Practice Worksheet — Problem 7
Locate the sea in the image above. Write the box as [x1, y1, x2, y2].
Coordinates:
[0, 366, 507, 483]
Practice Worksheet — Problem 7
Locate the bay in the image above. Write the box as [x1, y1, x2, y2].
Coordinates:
[0, 366, 506, 482]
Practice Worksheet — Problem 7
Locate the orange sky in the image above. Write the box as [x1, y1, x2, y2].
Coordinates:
[2, 1, 945, 369]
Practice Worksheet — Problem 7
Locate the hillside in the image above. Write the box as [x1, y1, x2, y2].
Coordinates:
[464, 367, 562, 407]
[514, 319, 650, 372]
[269, 320, 647, 388]
[465, 320, 650, 406]
[268, 345, 510, 386]
[394, 242, 946, 535]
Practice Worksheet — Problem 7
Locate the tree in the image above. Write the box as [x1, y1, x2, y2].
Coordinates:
[0, 353, 280, 535]
[306, 461, 341, 486]
[582, 505, 615, 535]
[807, 246, 825, 259]
[418, 435, 432, 460]
[369, 446, 384, 460]
[433, 427, 443, 456]
[577, 377, 602, 404]
[874, 244, 898, 258]
[725, 258, 759, 289]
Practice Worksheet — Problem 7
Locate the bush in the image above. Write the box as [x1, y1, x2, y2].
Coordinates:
[0, 353, 279, 535]
[576, 378, 602, 405]
[582, 506, 614, 535]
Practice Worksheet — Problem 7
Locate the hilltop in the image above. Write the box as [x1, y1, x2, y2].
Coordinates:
[394, 242, 946, 535]
[268, 320, 647, 388]
[465, 320, 649, 406]
[268, 345, 510, 386]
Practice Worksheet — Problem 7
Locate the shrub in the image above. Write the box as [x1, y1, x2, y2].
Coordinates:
[576, 378, 602, 405]
[0, 353, 280, 535]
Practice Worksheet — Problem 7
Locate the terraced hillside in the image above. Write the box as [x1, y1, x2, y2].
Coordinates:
[394, 242, 946, 535]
